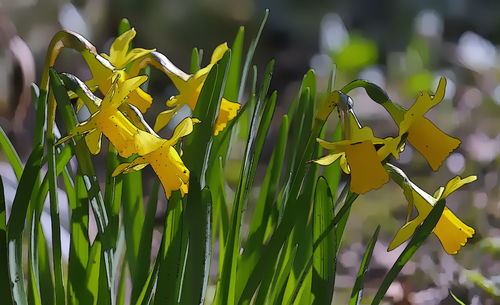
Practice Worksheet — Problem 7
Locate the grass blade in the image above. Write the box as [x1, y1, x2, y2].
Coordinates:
[370, 199, 446, 305]
[216, 63, 276, 304]
[312, 177, 336, 305]
[0, 126, 23, 181]
[131, 180, 159, 303]
[190, 48, 201, 73]
[153, 193, 184, 305]
[0, 176, 13, 303]
[50, 69, 114, 303]
[238, 115, 289, 286]
[238, 9, 269, 104]
[349, 226, 380, 305]
[68, 175, 90, 305]
[179, 186, 212, 305]
[225, 26, 245, 101]
[121, 169, 145, 294]
[7, 145, 44, 305]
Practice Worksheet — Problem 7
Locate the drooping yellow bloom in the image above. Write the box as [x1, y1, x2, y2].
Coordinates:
[112, 117, 199, 198]
[80, 29, 154, 113]
[58, 73, 196, 198]
[154, 43, 241, 135]
[57, 74, 149, 157]
[387, 164, 476, 254]
[386, 77, 461, 170]
[315, 111, 402, 194]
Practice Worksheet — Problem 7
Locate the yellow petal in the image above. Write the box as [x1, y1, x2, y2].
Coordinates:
[210, 43, 229, 65]
[101, 29, 155, 69]
[407, 117, 461, 170]
[339, 154, 350, 174]
[313, 152, 344, 166]
[441, 175, 477, 198]
[81, 50, 114, 86]
[85, 129, 103, 155]
[112, 156, 148, 176]
[56, 120, 97, 146]
[111, 74, 148, 108]
[168, 117, 198, 145]
[399, 77, 447, 131]
[433, 208, 475, 254]
[344, 141, 389, 194]
[126, 87, 152, 113]
[387, 216, 424, 251]
[154, 107, 180, 132]
[193, 43, 229, 78]
[214, 98, 241, 135]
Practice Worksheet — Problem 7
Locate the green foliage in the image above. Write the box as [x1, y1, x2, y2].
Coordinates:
[0, 10, 474, 305]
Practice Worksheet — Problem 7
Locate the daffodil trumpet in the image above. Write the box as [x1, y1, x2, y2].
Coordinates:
[386, 163, 476, 254]
[112, 117, 199, 198]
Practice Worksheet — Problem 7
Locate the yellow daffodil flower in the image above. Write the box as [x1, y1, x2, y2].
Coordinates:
[112, 117, 199, 198]
[80, 29, 154, 113]
[386, 163, 476, 254]
[101, 28, 155, 70]
[154, 43, 241, 135]
[315, 110, 402, 194]
[383, 77, 461, 170]
[57, 74, 149, 157]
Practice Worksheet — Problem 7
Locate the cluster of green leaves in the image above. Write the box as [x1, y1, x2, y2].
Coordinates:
[0, 11, 447, 305]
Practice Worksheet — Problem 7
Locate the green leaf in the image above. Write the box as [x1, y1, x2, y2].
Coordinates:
[238, 71, 335, 305]
[84, 239, 102, 305]
[50, 69, 114, 303]
[46, 136, 66, 305]
[37, 228, 55, 305]
[225, 26, 245, 101]
[0, 176, 13, 303]
[0, 125, 23, 181]
[118, 18, 132, 36]
[32, 83, 46, 146]
[216, 62, 276, 305]
[67, 174, 90, 305]
[153, 193, 184, 305]
[190, 48, 201, 73]
[121, 169, 145, 292]
[7, 145, 44, 305]
[349, 226, 380, 305]
[312, 177, 336, 305]
[370, 199, 446, 305]
[238, 115, 289, 288]
[238, 9, 269, 104]
[179, 186, 212, 305]
[267, 246, 298, 305]
[116, 264, 127, 305]
[131, 180, 159, 304]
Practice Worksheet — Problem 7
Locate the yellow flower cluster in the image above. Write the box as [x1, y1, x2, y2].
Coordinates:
[314, 78, 475, 254]
[49, 28, 240, 198]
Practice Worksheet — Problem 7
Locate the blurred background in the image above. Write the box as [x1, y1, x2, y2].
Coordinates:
[1, 0, 499, 304]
